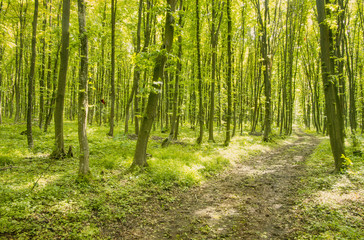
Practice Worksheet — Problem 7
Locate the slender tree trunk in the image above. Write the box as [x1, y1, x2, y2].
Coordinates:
[52, 0, 70, 158]
[0, 6, 3, 125]
[39, 1, 47, 129]
[196, 0, 203, 144]
[77, 0, 90, 176]
[15, 5, 26, 123]
[130, 0, 177, 170]
[260, 0, 271, 142]
[162, 0, 183, 147]
[316, 0, 345, 172]
[108, 0, 117, 137]
[44, 43, 61, 133]
[224, 0, 232, 146]
[208, 0, 223, 142]
[125, 0, 150, 135]
[27, 0, 39, 149]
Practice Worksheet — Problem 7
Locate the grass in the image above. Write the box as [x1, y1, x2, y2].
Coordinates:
[0, 120, 290, 239]
[293, 136, 364, 239]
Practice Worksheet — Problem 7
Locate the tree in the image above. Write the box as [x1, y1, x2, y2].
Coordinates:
[130, 0, 177, 170]
[208, 0, 223, 142]
[316, 0, 346, 172]
[224, 0, 232, 146]
[77, 0, 90, 176]
[108, 0, 117, 137]
[125, 0, 143, 136]
[162, 0, 184, 147]
[196, 0, 203, 144]
[27, 0, 39, 149]
[52, 0, 71, 158]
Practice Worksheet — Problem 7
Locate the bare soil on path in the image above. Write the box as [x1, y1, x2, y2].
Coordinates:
[110, 132, 321, 239]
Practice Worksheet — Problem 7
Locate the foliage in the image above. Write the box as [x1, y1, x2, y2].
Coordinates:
[0, 121, 287, 239]
[293, 139, 364, 239]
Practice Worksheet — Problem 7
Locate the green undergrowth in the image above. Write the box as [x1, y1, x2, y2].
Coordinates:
[0, 121, 294, 239]
[294, 138, 364, 239]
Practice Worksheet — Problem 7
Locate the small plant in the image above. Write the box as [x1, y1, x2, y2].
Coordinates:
[340, 154, 353, 173]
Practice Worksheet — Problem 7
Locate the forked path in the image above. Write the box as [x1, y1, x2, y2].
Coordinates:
[119, 132, 321, 239]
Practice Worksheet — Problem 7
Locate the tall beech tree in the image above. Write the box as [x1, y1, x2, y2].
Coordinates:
[162, 0, 184, 147]
[196, 0, 203, 144]
[125, 0, 143, 135]
[52, 0, 70, 158]
[255, 0, 272, 142]
[108, 0, 117, 137]
[77, 0, 90, 176]
[27, 0, 39, 149]
[316, 0, 346, 172]
[224, 0, 232, 146]
[209, 0, 223, 142]
[130, 0, 177, 169]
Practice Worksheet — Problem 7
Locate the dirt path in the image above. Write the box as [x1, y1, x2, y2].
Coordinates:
[113, 132, 321, 239]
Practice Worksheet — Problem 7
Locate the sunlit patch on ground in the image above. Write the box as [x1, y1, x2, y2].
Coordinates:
[293, 139, 364, 239]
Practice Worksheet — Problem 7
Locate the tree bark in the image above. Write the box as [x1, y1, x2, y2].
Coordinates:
[316, 0, 345, 172]
[208, 0, 223, 142]
[27, 0, 39, 149]
[162, 0, 184, 147]
[130, 0, 177, 170]
[125, 0, 143, 135]
[196, 0, 203, 144]
[224, 0, 232, 146]
[39, 0, 47, 129]
[260, 0, 271, 142]
[52, 0, 70, 158]
[15, 4, 26, 123]
[108, 0, 117, 137]
[77, 0, 90, 176]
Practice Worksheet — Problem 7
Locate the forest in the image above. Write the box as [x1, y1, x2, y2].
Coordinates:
[0, 0, 363, 239]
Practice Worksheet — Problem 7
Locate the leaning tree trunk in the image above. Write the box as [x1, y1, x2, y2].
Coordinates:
[27, 0, 39, 149]
[52, 0, 70, 158]
[130, 0, 177, 170]
[316, 0, 345, 172]
[77, 0, 90, 176]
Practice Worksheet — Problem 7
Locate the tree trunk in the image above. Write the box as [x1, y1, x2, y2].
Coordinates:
[130, 0, 177, 170]
[0, 44, 3, 124]
[39, 1, 47, 129]
[52, 0, 70, 158]
[162, 0, 183, 147]
[108, 0, 117, 137]
[125, 0, 151, 136]
[77, 0, 90, 176]
[208, 0, 223, 142]
[316, 0, 345, 172]
[224, 0, 232, 146]
[27, 0, 39, 149]
[260, 0, 271, 142]
[44, 43, 61, 133]
[196, 0, 203, 144]
[15, 5, 26, 123]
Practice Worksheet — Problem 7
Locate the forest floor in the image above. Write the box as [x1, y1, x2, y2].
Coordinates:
[109, 131, 324, 239]
[1, 123, 363, 239]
